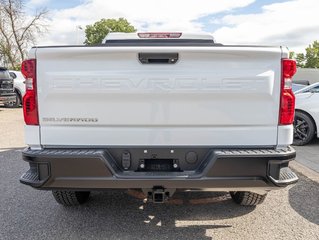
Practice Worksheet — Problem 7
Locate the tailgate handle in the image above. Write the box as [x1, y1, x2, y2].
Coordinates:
[138, 53, 178, 64]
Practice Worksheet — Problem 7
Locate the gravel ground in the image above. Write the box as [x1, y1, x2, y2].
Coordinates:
[0, 108, 318, 240]
[0, 108, 25, 150]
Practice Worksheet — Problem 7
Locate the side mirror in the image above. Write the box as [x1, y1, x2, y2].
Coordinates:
[9, 72, 17, 79]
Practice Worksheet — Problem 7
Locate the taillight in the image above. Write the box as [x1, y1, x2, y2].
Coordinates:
[279, 59, 297, 125]
[21, 59, 39, 125]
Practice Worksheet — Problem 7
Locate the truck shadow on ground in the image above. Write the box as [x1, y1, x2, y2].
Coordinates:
[288, 174, 319, 225]
[308, 138, 319, 146]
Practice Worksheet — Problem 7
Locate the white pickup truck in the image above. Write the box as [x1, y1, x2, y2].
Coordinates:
[20, 32, 298, 207]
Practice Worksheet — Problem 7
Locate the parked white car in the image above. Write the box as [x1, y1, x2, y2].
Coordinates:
[293, 82, 319, 145]
[6, 70, 26, 107]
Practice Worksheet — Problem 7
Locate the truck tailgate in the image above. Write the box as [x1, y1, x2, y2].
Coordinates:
[35, 46, 283, 146]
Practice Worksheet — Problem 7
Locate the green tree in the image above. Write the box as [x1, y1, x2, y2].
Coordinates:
[289, 51, 295, 59]
[290, 51, 306, 68]
[0, 0, 48, 69]
[291, 41, 319, 68]
[304, 41, 319, 68]
[295, 53, 305, 68]
[84, 18, 136, 45]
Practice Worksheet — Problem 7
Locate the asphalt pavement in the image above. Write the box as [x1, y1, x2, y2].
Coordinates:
[294, 138, 319, 173]
[0, 108, 318, 240]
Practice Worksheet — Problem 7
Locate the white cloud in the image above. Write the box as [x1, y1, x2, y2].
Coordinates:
[34, 0, 254, 45]
[32, 0, 319, 53]
[28, 0, 50, 7]
[213, 0, 319, 52]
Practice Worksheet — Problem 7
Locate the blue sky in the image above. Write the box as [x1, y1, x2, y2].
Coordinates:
[195, 0, 290, 32]
[27, 0, 319, 52]
[28, 0, 84, 10]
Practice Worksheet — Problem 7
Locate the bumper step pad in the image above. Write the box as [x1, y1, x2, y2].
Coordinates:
[21, 168, 39, 182]
[269, 167, 298, 186]
[20, 163, 50, 187]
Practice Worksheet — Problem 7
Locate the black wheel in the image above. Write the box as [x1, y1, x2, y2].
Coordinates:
[230, 191, 267, 206]
[4, 90, 21, 108]
[293, 111, 316, 146]
[52, 190, 90, 206]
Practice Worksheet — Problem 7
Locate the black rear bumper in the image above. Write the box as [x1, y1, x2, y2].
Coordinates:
[20, 147, 298, 190]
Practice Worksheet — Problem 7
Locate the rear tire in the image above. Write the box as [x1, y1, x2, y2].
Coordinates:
[52, 190, 90, 206]
[230, 191, 267, 206]
[293, 111, 316, 146]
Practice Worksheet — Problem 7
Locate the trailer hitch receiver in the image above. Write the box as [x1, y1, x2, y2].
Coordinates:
[143, 187, 176, 203]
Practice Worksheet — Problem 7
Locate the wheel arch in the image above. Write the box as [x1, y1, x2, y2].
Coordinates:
[14, 87, 22, 102]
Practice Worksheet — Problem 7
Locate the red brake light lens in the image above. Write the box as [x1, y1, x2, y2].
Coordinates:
[279, 59, 296, 125]
[282, 59, 297, 79]
[21, 59, 39, 125]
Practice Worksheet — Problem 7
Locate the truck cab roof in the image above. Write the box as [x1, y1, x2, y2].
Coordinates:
[103, 32, 218, 46]
[104, 32, 215, 41]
